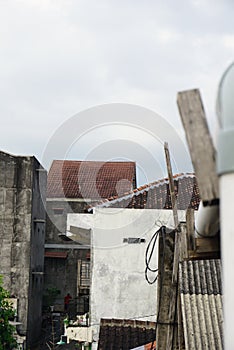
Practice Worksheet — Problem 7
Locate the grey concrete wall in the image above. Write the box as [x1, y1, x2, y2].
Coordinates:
[0, 151, 18, 289]
[46, 200, 90, 243]
[0, 152, 32, 336]
[27, 157, 47, 346]
[0, 151, 47, 347]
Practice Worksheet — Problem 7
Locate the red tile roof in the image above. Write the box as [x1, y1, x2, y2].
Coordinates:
[47, 160, 136, 199]
[89, 173, 200, 211]
[98, 319, 156, 350]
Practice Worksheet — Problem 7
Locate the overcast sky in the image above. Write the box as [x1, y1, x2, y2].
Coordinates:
[1, 0, 234, 185]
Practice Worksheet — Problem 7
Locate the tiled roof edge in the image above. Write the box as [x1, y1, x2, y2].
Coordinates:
[88, 173, 195, 211]
[100, 318, 156, 329]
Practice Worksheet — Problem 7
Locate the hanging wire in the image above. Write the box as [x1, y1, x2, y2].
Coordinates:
[145, 227, 161, 284]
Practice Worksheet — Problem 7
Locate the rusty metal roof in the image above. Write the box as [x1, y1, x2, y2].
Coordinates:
[47, 160, 136, 199]
[179, 259, 223, 350]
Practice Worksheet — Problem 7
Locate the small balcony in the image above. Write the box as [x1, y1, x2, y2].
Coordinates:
[64, 313, 92, 343]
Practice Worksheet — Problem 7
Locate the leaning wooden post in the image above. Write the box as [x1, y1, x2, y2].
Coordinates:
[156, 228, 175, 350]
[164, 142, 180, 349]
[177, 89, 219, 203]
[186, 209, 195, 252]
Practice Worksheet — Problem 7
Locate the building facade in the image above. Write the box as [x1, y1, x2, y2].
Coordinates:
[63, 173, 200, 348]
[67, 209, 188, 348]
[0, 150, 47, 347]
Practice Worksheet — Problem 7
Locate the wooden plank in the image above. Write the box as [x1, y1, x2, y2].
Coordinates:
[164, 143, 181, 349]
[179, 223, 188, 261]
[177, 89, 219, 202]
[164, 142, 179, 230]
[188, 251, 220, 260]
[196, 237, 220, 253]
[186, 209, 195, 251]
[166, 286, 178, 349]
[156, 229, 176, 350]
[166, 224, 188, 349]
[164, 142, 180, 285]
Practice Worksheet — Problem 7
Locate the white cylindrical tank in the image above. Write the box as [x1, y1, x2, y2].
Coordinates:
[195, 201, 219, 237]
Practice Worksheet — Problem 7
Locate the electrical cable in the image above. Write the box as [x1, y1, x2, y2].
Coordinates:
[145, 227, 161, 284]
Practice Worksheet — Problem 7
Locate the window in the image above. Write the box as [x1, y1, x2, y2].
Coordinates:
[77, 260, 90, 289]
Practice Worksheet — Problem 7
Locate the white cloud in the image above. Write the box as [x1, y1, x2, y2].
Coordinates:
[0, 0, 234, 181]
[223, 35, 234, 49]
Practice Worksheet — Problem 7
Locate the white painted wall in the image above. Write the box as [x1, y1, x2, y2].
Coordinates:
[65, 325, 92, 343]
[220, 173, 234, 350]
[68, 208, 186, 346]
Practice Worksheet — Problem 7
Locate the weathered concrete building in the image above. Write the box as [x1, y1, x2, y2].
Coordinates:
[44, 160, 136, 312]
[62, 173, 200, 348]
[0, 150, 47, 348]
[67, 209, 187, 348]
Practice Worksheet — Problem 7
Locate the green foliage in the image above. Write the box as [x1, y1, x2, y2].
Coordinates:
[63, 316, 70, 326]
[0, 276, 17, 350]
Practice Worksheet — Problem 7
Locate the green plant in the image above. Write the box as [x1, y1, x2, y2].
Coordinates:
[0, 276, 17, 350]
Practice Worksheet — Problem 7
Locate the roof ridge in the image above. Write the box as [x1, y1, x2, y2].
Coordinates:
[88, 172, 196, 210]
[50, 159, 136, 164]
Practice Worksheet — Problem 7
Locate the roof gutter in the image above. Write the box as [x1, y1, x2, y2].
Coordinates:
[195, 201, 219, 237]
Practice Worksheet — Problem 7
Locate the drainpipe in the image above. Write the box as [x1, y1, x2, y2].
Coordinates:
[216, 62, 234, 350]
[195, 201, 219, 237]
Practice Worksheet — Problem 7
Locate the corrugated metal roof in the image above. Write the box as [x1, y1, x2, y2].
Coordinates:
[179, 259, 223, 350]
